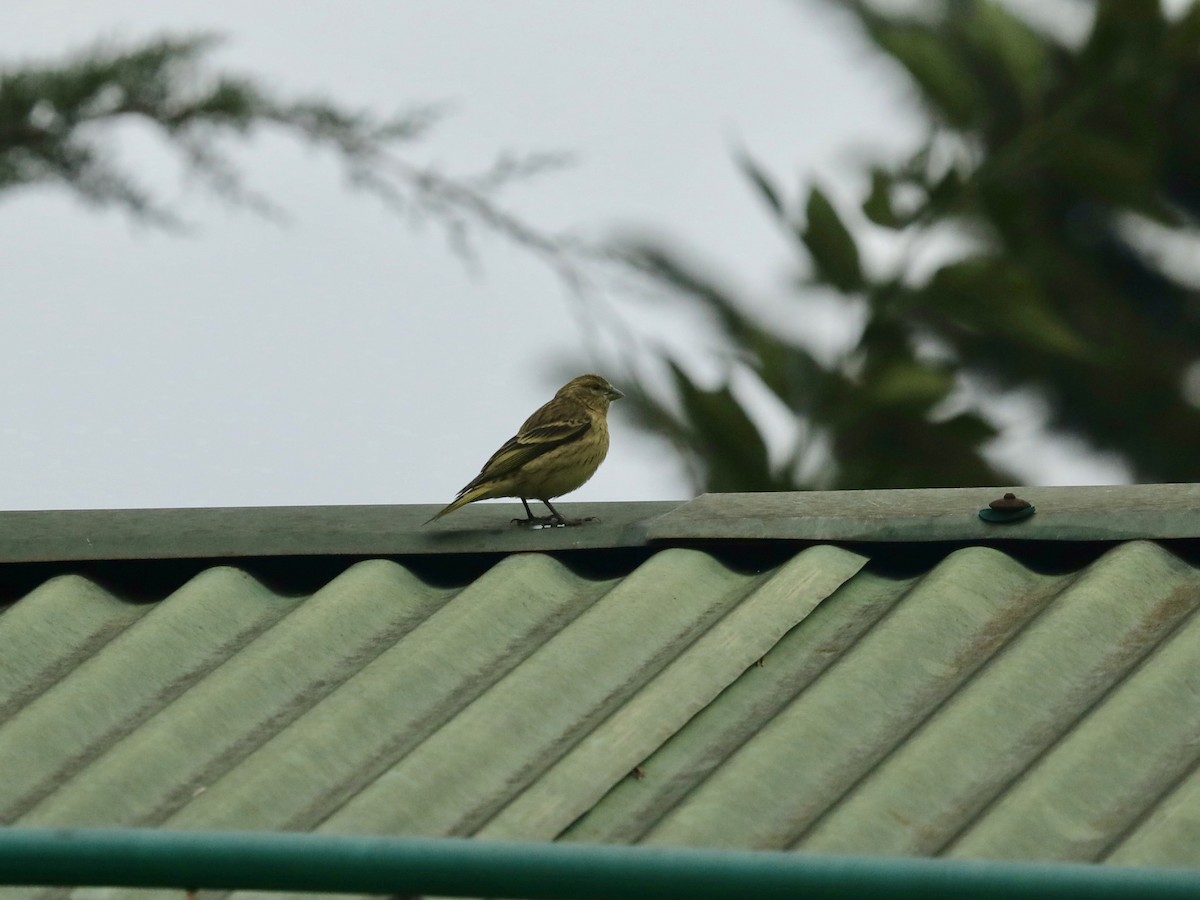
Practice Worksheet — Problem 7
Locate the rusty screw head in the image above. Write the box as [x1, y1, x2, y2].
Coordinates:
[979, 491, 1035, 524]
[989, 492, 1031, 511]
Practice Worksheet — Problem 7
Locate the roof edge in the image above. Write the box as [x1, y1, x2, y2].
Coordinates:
[0, 484, 1196, 563]
[651, 484, 1200, 543]
[0, 501, 682, 563]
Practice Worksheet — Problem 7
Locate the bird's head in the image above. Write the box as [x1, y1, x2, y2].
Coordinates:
[558, 374, 624, 409]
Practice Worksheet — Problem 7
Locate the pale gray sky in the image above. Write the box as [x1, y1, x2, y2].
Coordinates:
[0, 2, 1126, 511]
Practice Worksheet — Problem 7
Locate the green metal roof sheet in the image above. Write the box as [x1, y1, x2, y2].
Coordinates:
[3, 490, 1200, 899]
[569, 540, 1200, 866]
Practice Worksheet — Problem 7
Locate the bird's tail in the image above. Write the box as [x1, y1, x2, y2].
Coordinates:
[424, 483, 494, 524]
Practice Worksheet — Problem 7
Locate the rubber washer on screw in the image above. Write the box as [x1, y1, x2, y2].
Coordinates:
[979, 492, 1035, 524]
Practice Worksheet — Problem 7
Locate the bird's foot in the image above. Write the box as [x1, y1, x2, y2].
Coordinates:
[511, 514, 557, 528]
[510, 514, 596, 529]
[554, 515, 596, 527]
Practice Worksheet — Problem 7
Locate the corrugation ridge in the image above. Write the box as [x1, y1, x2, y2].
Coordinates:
[639, 545, 1060, 851]
[933, 541, 1200, 863]
[1093, 608, 1200, 865]
[0, 575, 150, 723]
[312, 548, 771, 839]
[157, 552, 615, 835]
[937, 541, 1200, 860]
[476, 544, 869, 842]
[1103, 741, 1200, 867]
[0, 566, 300, 823]
[1, 887, 64, 900]
[787, 555, 1082, 856]
[4, 885, 66, 900]
[562, 567, 916, 845]
[17, 559, 454, 829]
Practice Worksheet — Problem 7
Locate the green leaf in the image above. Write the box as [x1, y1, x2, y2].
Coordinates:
[961, 1, 1051, 111]
[801, 185, 864, 292]
[862, 167, 902, 228]
[669, 362, 774, 492]
[832, 403, 1008, 489]
[620, 242, 770, 352]
[1085, 0, 1164, 70]
[1048, 132, 1174, 223]
[864, 359, 954, 412]
[865, 19, 978, 127]
[751, 339, 829, 416]
[936, 411, 998, 446]
[737, 151, 785, 219]
[1167, 2, 1200, 58]
[923, 257, 1092, 359]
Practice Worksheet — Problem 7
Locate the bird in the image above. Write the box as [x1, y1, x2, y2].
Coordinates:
[426, 374, 623, 527]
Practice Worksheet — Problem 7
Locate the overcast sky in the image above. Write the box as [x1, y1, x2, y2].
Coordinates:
[0, 1, 1127, 512]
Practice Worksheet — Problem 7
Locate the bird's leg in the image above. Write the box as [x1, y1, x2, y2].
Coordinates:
[511, 498, 595, 528]
[541, 499, 567, 525]
[511, 498, 541, 527]
[513, 498, 567, 528]
[526, 499, 562, 527]
[541, 499, 594, 527]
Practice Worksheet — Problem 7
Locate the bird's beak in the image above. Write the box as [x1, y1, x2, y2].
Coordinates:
[608, 386, 624, 401]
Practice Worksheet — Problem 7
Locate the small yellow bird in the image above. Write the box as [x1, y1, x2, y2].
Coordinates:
[427, 374, 624, 526]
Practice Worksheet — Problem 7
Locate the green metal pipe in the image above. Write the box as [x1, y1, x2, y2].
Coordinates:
[1, 827, 1198, 899]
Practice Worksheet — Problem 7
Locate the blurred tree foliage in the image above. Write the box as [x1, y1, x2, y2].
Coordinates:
[0, 33, 567, 253]
[620, 0, 1200, 492]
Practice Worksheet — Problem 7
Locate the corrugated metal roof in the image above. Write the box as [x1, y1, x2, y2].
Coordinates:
[3, 491, 1200, 899]
[567, 540, 1200, 868]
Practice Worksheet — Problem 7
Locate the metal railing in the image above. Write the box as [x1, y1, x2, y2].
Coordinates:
[2, 827, 1198, 899]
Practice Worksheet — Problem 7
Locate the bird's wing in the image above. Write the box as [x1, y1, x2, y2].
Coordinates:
[459, 397, 591, 493]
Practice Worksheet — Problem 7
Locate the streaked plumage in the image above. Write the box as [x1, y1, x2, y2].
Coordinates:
[426, 374, 623, 526]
